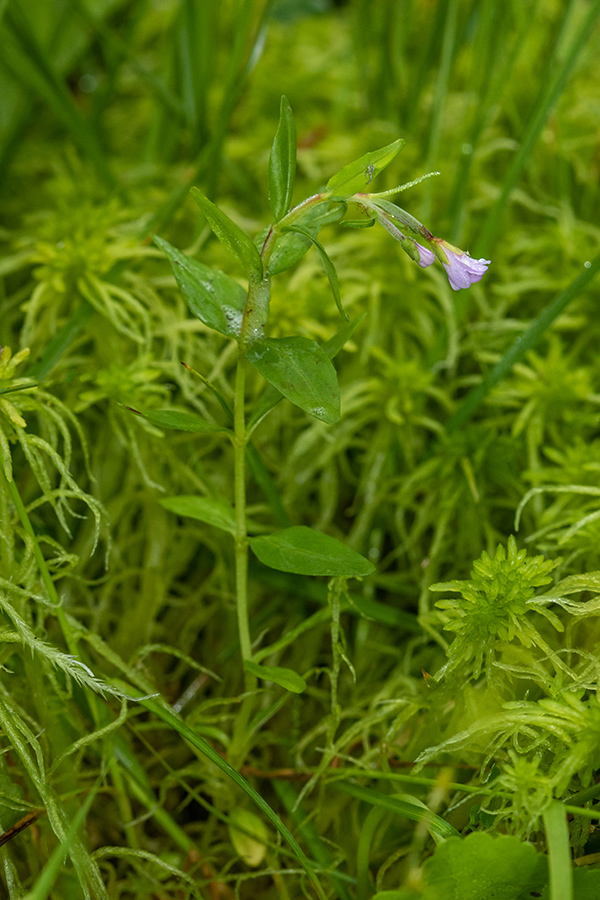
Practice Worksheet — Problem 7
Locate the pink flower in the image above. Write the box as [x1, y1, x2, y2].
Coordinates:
[439, 246, 490, 291]
[416, 243, 436, 268]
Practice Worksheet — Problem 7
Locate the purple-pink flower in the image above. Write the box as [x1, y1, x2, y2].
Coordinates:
[416, 243, 436, 268]
[439, 247, 491, 291]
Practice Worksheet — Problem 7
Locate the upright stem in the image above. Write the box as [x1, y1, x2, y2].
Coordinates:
[233, 349, 252, 671]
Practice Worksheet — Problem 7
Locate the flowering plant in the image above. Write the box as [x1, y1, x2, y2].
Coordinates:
[139, 98, 492, 705]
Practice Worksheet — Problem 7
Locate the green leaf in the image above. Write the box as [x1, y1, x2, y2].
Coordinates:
[245, 336, 340, 424]
[244, 660, 307, 693]
[190, 187, 263, 279]
[265, 203, 347, 276]
[128, 407, 231, 435]
[247, 315, 365, 430]
[541, 868, 600, 900]
[325, 138, 405, 199]
[283, 225, 347, 320]
[423, 833, 546, 900]
[249, 526, 375, 577]
[268, 95, 297, 221]
[228, 806, 270, 867]
[153, 235, 246, 337]
[334, 783, 460, 842]
[160, 496, 236, 535]
[341, 217, 377, 229]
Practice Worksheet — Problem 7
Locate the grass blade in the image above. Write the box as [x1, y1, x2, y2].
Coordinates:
[475, 0, 600, 257]
[333, 782, 460, 841]
[133, 692, 328, 900]
[4, 5, 115, 188]
[445, 256, 600, 433]
[543, 801, 573, 900]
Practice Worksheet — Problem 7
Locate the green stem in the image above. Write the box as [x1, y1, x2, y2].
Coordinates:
[233, 350, 252, 671]
[543, 801, 573, 900]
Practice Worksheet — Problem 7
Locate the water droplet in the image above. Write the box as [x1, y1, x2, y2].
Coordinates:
[584, 260, 592, 269]
[461, 143, 472, 155]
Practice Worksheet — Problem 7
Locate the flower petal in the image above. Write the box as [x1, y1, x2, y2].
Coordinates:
[416, 243, 436, 268]
[442, 251, 490, 290]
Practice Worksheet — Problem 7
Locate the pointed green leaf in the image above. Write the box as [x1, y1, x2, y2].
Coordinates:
[247, 315, 366, 430]
[265, 230, 312, 276]
[128, 407, 231, 435]
[268, 95, 297, 221]
[190, 187, 263, 279]
[264, 203, 347, 276]
[246, 336, 340, 424]
[153, 235, 246, 337]
[244, 660, 307, 693]
[249, 526, 375, 577]
[160, 496, 236, 534]
[283, 225, 347, 320]
[341, 217, 377, 229]
[325, 138, 405, 199]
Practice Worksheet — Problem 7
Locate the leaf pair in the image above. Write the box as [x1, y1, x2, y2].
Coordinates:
[159, 496, 373, 579]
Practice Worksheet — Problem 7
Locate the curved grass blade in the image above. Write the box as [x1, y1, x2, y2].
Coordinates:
[131, 691, 327, 900]
[475, 0, 600, 258]
[25, 786, 99, 900]
[445, 256, 600, 434]
[273, 781, 354, 900]
[283, 224, 347, 320]
[333, 782, 460, 842]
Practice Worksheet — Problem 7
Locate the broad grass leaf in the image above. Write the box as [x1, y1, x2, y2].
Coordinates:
[190, 187, 263, 279]
[246, 336, 340, 424]
[244, 659, 307, 693]
[153, 235, 246, 337]
[129, 407, 231, 434]
[160, 496, 236, 535]
[325, 138, 405, 199]
[249, 526, 375, 577]
[268, 95, 296, 221]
